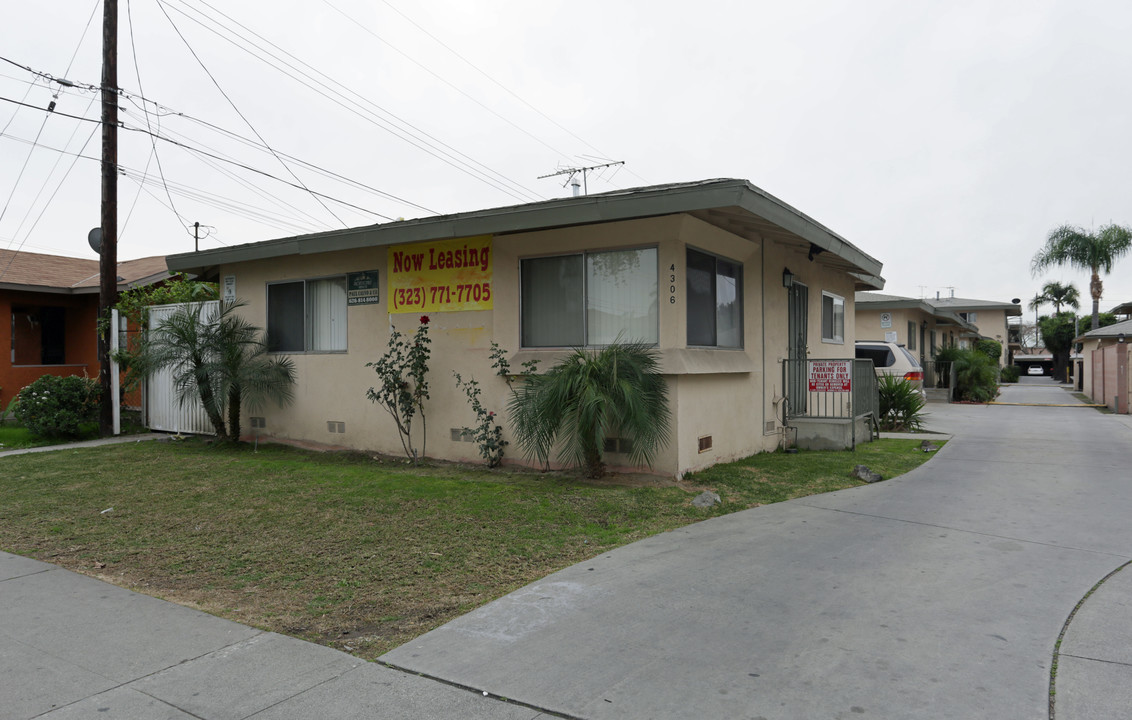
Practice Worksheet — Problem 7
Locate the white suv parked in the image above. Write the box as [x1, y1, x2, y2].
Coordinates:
[855, 341, 924, 394]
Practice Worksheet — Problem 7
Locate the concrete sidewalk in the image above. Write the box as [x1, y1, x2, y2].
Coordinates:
[0, 552, 546, 719]
[0, 432, 169, 458]
[4, 389, 1132, 718]
[384, 386, 1132, 718]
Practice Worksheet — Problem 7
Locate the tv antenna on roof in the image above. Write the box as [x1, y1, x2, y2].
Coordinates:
[539, 160, 624, 197]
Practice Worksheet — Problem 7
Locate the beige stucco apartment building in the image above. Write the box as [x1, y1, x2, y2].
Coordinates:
[855, 292, 1022, 365]
[167, 179, 884, 478]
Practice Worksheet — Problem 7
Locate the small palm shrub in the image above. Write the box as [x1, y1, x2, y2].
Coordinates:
[876, 375, 926, 431]
[507, 341, 671, 478]
[953, 348, 999, 402]
[129, 301, 296, 442]
[1000, 365, 1021, 383]
[14, 375, 100, 438]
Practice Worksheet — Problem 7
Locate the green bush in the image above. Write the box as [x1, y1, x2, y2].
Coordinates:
[507, 341, 670, 478]
[14, 375, 100, 438]
[953, 349, 999, 402]
[877, 375, 926, 431]
[974, 339, 1002, 363]
[1000, 365, 1021, 383]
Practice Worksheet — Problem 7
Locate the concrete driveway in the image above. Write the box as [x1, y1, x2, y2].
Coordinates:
[384, 383, 1132, 718]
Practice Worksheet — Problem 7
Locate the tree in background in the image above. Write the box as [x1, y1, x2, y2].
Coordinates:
[1038, 313, 1078, 381]
[1031, 280, 1080, 316]
[1032, 225, 1132, 330]
[974, 338, 1002, 365]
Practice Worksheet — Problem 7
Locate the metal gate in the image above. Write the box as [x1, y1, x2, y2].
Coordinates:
[786, 282, 809, 415]
[144, 301, 217, 435]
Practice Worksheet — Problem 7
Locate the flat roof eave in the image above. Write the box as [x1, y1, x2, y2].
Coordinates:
[167, 179, 884, 280]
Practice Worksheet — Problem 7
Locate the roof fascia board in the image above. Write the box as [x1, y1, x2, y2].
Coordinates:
[0, 283, 80, 295]
[167, 179, 883, 278]
[733, 184, 882, 277]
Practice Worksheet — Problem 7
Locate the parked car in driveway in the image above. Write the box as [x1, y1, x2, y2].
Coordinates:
[855, 341, 925, 394]
[1027, 365, 1044, 376]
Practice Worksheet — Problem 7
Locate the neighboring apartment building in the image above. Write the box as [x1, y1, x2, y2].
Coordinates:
[167, 179, 886, 477]
[0, 248, 170, 407]
[855, 292, 1022, 365]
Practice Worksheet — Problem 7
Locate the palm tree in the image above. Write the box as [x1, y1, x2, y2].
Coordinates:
[1030, 280, 1080, 316]
[1032, 224, 1132, 329]
[132, 301, 295, 442]
[507, 341, 671, 478]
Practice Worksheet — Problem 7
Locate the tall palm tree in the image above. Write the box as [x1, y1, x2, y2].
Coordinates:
[507, 341, 671, 478]
[131, 301, 295, 442]
[1030, 280, 1080, 316]
[1032, 224, 1132, 329]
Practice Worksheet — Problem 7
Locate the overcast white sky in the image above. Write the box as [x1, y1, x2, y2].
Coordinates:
[2, 1, 1130, 313]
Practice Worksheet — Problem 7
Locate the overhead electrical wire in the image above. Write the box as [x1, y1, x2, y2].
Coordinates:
[165, 0, 544, 205]
[374, 0, 647, 185]
[5, 94, 98, 246]
[0, 94, 398, 222]
[154, 0, 349, 229]
[118, 105, 342, 230]
[0, 130, 334, 238]
[0, 120, 98, 283]
[125, 0, 188, 238]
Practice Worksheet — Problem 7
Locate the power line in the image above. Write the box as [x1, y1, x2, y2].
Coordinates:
[126, 0, 189, 235]
[0, 94, 397, 221]
[0, 120, 99, 283]
[155, 0, 348, 228]
[375, 0, 647, 185]
[0, 129, 350, 236]
[167, 0, 544, 204]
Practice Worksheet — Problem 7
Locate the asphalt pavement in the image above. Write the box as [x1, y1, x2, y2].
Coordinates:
[3, 380, 1131, 719]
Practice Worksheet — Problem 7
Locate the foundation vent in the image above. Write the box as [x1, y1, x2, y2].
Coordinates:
[250, 417, 266, 429]
[450, 428, 475, 442]
[698, 435, 713, 453]
[765, 420, 776, 433]
[603, 437, 634, 454]
[327, 421, 346, 433]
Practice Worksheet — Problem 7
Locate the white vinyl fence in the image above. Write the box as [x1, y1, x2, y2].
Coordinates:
[144, 301, 217, 435]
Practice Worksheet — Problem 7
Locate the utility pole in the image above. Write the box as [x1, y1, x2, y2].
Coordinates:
[538, 161, 624, 196]
[98, 0, 118, 436]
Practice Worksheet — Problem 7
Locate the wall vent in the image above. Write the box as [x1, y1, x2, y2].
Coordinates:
[603, 437, 634, 454]
[250, 417, 266, 429]
[765, 420, 776, 433]
[327, 421, 346, 433]
[450, 428, 475, 442]
[697, 435, 713, 453]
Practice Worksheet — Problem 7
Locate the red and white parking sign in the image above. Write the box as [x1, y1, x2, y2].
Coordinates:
[808, 360, 852, 392]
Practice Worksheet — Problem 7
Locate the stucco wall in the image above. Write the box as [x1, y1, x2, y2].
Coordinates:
[1, 291, 100, 407]
[216, 214, 870, 477]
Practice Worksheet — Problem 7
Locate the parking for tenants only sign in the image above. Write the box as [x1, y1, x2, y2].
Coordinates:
[808, 360, 852, 392]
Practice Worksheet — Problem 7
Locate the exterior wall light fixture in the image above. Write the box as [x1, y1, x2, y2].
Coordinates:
[782, 268, 795, 288]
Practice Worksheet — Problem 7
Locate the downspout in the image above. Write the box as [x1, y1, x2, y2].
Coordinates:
[761, 233, 767, 442]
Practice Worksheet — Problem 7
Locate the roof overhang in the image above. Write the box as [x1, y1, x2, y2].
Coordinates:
[167, 179, 884, 287]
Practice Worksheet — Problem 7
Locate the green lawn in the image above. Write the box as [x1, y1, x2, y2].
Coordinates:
[0, 437, 942, 658]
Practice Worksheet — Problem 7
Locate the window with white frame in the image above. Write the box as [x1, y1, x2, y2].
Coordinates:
[520, 247, 658, 348]
[686, 248, 742, 348]
[821, 291, 845, 343]
[267, 276, 348, 352]
[959, 311, 977, 323]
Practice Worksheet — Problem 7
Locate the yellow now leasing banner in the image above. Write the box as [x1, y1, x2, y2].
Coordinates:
[388, 236, 493, 313]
